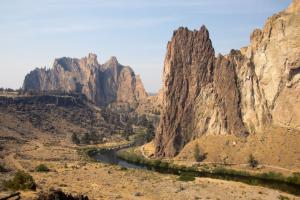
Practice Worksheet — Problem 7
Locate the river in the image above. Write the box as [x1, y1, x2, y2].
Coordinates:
[91, 139, 300, 196]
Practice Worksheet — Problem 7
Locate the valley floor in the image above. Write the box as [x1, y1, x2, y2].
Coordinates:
[1, 136, 299, 200]
[0, 94, 299, 199]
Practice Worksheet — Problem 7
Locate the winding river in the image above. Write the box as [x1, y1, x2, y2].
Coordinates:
[93, 148, 145, 170]
[91, 140, 300, 196]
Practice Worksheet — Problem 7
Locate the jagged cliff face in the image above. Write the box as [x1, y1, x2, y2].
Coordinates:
[246, 0, 300, 129]
[155, 27, 249, 157]
[23, 53, 148, 107]
[155, 0, 300, 157]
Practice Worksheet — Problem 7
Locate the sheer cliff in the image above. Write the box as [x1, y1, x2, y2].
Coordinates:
[155, 0, 300, 157]
[23, 53, 148, 107]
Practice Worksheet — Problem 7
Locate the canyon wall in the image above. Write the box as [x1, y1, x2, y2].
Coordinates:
[23, 53, 148, 107]
[155, 0, 300, 157]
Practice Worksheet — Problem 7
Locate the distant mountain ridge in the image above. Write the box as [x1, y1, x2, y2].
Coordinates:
[23, 53, 148, 107]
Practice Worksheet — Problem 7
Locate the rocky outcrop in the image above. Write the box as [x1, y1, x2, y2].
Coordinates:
[23, 53, 148, 107]
[155, 27, 249, 157]
[37, 190, 89, 200]
[246, 0, 300, 129]
[0, 93, 137, 144]
[155, 0, 300, 157]
[134, 75, 148, 100]
[0, 94, 85, 107]
[135, 89, 163, 115]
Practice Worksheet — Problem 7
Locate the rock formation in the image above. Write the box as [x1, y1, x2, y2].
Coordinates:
[155, 0, 300, 157]
[37, 190, 89, 200]
[135, 89, 163, 115]
[23, 53, 148, 107]
[0, 93, 139, 144]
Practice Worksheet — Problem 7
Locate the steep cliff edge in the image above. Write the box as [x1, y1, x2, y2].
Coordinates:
[246, 0, 300, 129]
[155, 0, 300, 157]
[23, 53, 148, 107]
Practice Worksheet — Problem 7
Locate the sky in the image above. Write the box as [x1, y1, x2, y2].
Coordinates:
[0, 0, 292, 93]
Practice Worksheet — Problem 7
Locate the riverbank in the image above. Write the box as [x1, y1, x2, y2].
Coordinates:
[77, 140, 134, 162]
[116, 147, 300, 196]
[2, 136, 300, 200]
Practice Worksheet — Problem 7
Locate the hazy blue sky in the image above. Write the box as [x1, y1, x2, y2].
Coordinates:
[0, 0, 292, 92]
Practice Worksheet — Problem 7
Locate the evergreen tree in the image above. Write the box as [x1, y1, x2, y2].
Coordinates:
[71, 133, 80, 145]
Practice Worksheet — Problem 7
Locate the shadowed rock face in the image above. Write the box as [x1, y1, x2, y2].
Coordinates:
[213, 54, 249, 137]
[23, 53, 148, 107]
[155, 0, 300, 157]
[155, 27, 248, 157]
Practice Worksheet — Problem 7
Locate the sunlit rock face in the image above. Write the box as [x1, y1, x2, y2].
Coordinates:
[155, 0, 300, 157]
[23, 53, 148, 107]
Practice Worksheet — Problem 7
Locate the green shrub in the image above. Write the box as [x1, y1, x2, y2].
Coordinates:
[278, 195, 290, 200]
[120, 166, 128, 171]
[3, 171, 36, 191]
[212, 166, 250, 177]
[35, 164, 50, 172]
[152, 160, 161, 166]
[177, 172, 196, 182]
[121, 124, 134, 140]
[256, 171, 300, 185]
[117, 150, 144, 164]
[71, 133, 80, 144]
[259, 172, 284, 181]
[144, 123, 155, 142]
[248, 154, 258, 168]
[286, 172, 300, 185]
[185, 166, 198, 172]
[159, 161, 169, 168]
[168, 163, 179, 170]
[194, 143, 206, 162]
[0, 164, 7, 172]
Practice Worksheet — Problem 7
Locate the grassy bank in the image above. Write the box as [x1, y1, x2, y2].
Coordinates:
[77, 147, 100, 162]
[211, 167, 300, 186]
[117, 148, 197, 172]
[77, 141, 134, 161]
[116, 148, 300, 188]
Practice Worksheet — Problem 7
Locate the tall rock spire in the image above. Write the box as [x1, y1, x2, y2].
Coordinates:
[155, 0, 300, 158]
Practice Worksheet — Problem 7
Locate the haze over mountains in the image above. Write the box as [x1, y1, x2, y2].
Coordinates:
[0, 1, 300, 199]
[23, 53, 148, 107]
[20, 0, 300, 160]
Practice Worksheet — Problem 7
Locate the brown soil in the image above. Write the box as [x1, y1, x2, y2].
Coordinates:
[175, 126, 300, 175]
[0, 95, 299, 200]
[1, 138, 299, 200]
